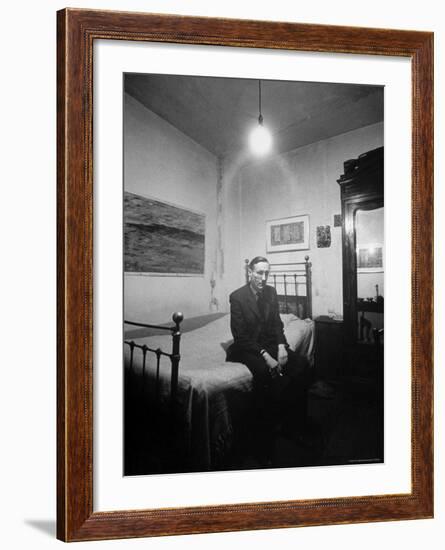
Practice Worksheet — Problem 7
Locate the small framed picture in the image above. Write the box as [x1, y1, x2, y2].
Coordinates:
[357, 242, 384, 273]
[266, 215, 310, 252]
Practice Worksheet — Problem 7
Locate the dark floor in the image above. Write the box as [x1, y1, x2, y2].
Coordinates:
[125, 359, 383, 475]
[259, 377, 380, 469]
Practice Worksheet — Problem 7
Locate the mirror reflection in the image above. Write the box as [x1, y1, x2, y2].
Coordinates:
[356, 207, 384, 345]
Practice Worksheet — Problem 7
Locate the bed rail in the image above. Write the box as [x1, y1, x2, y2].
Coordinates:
[124, 312, 183, 417]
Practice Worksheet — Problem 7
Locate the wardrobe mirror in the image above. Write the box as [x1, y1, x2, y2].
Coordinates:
[355, 207, 384, 345]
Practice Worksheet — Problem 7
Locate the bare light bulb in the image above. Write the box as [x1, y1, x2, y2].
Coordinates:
[249, 118, 272, 156]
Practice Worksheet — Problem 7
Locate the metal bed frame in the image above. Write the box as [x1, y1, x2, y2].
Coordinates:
[124, 312, 183, 417]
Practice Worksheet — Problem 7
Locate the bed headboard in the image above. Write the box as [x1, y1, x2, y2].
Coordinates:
[244, 256, 312, 319]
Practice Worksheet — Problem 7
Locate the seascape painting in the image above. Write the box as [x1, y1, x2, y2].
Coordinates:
[124, 191, 205, 274]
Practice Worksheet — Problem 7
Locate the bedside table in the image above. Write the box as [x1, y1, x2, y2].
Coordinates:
[314, 316, 345, 380]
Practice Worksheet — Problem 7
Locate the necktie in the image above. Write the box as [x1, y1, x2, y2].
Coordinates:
[257, 292, 266, 318]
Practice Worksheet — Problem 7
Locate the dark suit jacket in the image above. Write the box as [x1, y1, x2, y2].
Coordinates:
[226, 283, 287, 359]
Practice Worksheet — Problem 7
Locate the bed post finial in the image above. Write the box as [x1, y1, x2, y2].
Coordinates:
[172, 311, 184, 336]
[170, 312, 184, 419]
[172, 312, 184, 329]
[304, 256, 312, 318]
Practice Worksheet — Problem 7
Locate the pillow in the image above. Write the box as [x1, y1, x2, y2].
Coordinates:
[284, 317, 313, 352]
[280, 313, 299, 327]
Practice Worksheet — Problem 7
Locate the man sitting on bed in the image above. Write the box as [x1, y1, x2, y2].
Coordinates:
[226, 256, 309, 454]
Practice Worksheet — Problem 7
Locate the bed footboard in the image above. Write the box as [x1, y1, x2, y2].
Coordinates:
[124, 312, 183, 417]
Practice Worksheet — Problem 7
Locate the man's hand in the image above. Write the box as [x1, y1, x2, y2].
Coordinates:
[262, 352, 283, 378]
[277, 344, 288, 367]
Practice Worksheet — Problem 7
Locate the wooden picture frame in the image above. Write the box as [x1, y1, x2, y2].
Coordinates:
[57, 8, 433, 542]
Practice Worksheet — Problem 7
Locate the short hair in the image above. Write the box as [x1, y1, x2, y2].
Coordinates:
[248, 256, 269, 270]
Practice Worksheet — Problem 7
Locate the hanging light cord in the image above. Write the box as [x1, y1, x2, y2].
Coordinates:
[258, 80, 263, 125]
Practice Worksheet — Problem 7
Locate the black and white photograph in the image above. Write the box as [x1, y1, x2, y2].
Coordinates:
[123, 73, 385, 476]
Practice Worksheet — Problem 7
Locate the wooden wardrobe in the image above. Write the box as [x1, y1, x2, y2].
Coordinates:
[338, 146, 384, 347]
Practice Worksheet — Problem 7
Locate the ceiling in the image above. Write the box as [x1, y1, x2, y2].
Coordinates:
[125, 73, 383, 158]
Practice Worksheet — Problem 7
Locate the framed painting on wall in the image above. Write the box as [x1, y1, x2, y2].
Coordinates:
[266, 215, 310, 252]
[57, 8, 433, 543]
[124, 191, 206, 275]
